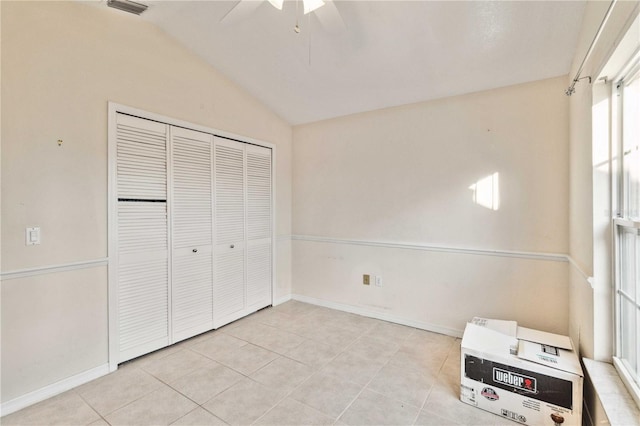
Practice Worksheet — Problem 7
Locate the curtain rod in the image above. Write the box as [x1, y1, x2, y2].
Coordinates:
[565, 0, 617, 96]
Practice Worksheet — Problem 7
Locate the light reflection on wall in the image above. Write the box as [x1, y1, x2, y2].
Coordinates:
[469, 172, 500, 210]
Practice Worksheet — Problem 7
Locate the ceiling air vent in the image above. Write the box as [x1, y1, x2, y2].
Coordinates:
[107, 0, 148, 15]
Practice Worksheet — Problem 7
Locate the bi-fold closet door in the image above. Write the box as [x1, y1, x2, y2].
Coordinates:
[213, 138, 273, 327]
[114, 113, 272, 363]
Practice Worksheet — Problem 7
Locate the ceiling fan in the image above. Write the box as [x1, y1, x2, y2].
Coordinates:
[221, 0, 346, 34]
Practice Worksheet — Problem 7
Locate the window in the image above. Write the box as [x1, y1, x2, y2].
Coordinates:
[613, 58, 640, 404]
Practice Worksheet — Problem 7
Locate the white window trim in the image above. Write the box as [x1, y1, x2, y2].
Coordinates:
[610, 54, 640, 409]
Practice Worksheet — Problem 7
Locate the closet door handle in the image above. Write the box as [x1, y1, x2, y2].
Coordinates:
[192, 248, 198, 253]
[230, 244, 235, 249]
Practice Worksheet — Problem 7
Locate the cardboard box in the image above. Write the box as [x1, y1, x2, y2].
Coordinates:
[460, 319, 583, 425]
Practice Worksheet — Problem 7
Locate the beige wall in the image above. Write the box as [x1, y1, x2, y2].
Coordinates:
[0, 1, 292, 404]
[292, 76, 571, 335]
[293, 241, 569, 336]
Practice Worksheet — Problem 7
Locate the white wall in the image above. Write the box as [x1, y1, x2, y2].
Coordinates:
[292, 76, 570, 336]
[0, 1, 292, 405]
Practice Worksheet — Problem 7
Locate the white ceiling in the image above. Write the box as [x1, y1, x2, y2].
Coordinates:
[133, 1, 586, 125]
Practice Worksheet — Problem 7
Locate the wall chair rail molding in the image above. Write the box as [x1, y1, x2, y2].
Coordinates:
[567, 255, 594, 286]
[0, 258, 109, 281]
[291, 235, 569, 263]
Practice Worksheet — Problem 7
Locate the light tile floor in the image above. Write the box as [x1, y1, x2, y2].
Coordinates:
[2, 301, 513, 426]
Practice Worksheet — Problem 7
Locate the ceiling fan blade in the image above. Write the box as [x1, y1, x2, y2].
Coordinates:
[313, 0, 345, 34]
[220, 0, 263, 24]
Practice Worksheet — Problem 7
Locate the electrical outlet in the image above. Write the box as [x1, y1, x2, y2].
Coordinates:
[363, 274, 370, 285]
[375, 276, 382, 287]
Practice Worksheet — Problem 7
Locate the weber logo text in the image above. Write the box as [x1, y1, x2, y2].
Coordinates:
[493, 368, 537, 393]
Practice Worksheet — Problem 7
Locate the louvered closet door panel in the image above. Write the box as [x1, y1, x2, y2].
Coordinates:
[214, 249, 245, 322]
[118, 203, 168, 260]
[118, 257, 168, 353]
[118, 203, 168, 353]
[246, 146, 272, 240]
[247, 242, 271, 309]
[116, 113, 169, 362]
[172, 127, 213, 249]
[171, 127, 214, 341]
[214, 139, 245, 245]
[117, 114, 167, 201]
[172, 247, 213, 340]
[213, 138, 246, 325]
[246, 145, 272, 309]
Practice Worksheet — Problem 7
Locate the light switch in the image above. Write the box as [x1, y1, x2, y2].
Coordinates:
[26, 227, 41, 245]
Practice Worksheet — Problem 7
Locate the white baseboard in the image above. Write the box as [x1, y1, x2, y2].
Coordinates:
[1, 364, 110, 417]
[291, 294, 463, 338]
[273, 293, 292, 306]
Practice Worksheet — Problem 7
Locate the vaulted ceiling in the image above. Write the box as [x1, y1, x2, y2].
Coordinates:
[107, 1, 586, 125]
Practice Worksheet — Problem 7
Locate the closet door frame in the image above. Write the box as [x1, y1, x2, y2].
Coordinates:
[108, 102, 276, 371]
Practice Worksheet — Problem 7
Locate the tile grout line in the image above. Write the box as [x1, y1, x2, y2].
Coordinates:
[116, 346, 243, 424]
[251, 321, 376, 424]
[187, 307, 363, 424]
[74, 390, 108, 426]
[316, 326, 378, 422]
[248, 354, 322, 425]
[198, 313, 334, 425]
[417, 338, 463, 425]
[332, 328, 419, 424]
[74, 366, 169, 423]
[168, 353, 282, 424]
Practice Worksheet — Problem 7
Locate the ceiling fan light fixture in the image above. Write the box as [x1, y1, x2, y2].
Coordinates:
[303, 0, 325, 15]
[268, 0, 284, 10]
